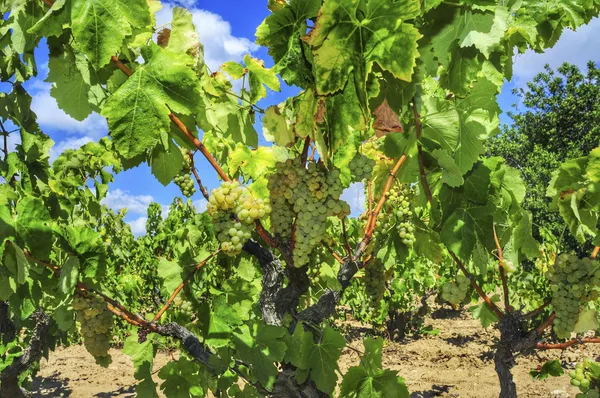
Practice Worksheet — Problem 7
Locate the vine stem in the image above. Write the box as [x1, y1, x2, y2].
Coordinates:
[189, 151, 210, 201]
[448, 251, 504, 319]
[524, 300, 551, 318]
[341, 218, 352, 257]
[0, 120, 8, 159]
[592, 246, 599, 259]
[535, 312, 556, 336]
[322, 241, 344, 265]
[412, 101, 433, 204]
[359, 155, 407, 255]
[537, 337, 600, 350]
[153, 250, 220, 322]
[41, 0, 53, 6]
[493, 224, 511, 312]
[108, 56, 277, 249]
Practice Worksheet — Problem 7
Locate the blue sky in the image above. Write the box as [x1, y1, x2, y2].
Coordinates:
[5, 1, 600, 234]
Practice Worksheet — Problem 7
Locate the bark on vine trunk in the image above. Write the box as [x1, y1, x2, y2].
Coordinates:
[0, 310, 50, 398]
[494, 344, 517, 398]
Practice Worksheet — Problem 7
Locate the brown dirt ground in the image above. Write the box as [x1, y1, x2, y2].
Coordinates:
[31, 309, 597, 397]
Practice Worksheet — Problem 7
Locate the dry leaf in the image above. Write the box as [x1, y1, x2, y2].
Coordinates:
[157, 28, 171, 48]
[315, 98, 326, 123]
[373, 99, 404, 137]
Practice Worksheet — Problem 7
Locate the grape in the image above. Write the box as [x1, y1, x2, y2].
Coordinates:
[207, 181, 269, 255]
[372, 184, 416, 247]
[72, 293, 113, 365]
[267, 158, 350, 267]
[174, 171, 197, 198]
[348, 153, 376, 182]
[441, 275, 470, 306]
[568, 358, 600, 395]
[173, 295, 194, 318]
[546, 254, 600, 339]
[363, 261, 389, 309]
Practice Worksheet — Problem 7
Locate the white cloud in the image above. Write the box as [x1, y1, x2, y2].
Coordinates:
[341, 182, 366, 217]
[193, 199, 208, 213]
[31, 88, 108, 139]
[101, 189, 155, 215]
[128, 216, 148, 236]
[512, 18, 600, 84]
[155, 5, 258, 71]
[49, 136, 93, 161]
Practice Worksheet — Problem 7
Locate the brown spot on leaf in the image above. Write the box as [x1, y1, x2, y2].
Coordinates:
[315, 98, 326, 123]
[157, 28, 171, 48]
[373, 99, 403, 137]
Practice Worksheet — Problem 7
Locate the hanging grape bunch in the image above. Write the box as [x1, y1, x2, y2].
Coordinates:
[441, 275, 470, 306]
[349, 152, 376, 182]
[208, 181, 270, 256]
[173, 295, 194, 318]
[546, 254, 600, 339]
[364, 261, 391, 309]
[372, 183, 415, 247]
[267, 158, 350, 267]
[174, 149, 196, 197]
[568, 358, 600, 396]
[72, 293, 114, 365]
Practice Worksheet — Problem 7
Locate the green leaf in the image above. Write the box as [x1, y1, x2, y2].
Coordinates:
[262, 106, 295, 147]
[166, 7, 203, 67]
[4, 243, 29, 285]
[458, 8, 509, 58]
[150, 139, 185, 186]
[469, 295, 500, 328]
[529, 360, 563, 380]
[305, 0, 420, 96]
[255, 0, 320, 87]
[0, 197, 53, 259]
[157, 258, 183, 295]
[70, 0, 152, 68]
[574, 309, 598, 334]
[46, 49, 106, 121]
[244, 55, 280, 104]
[232, 323, 287, 390]
[123, 333, 159, 397]
[308, 327, 346, 395]
[59, 256, 79, 294]
[432, 149, 464, 187]
[102, 46, 204, 158]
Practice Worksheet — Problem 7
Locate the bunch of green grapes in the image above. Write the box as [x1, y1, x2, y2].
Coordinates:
[546, 254, 600, 339]
[207, 181, 244, 214]
[363, 261, 388, 309]
[207, 181, 269, 255]
[569, 358, 600, 396]
[349, 153, 376, 182]
[174, 172, 196, 197]
[371, 184, 415, 246]
[173, 295, 194, 318]
[441, 275, 470, 306]
[72, 294, 113, 365]
[267, 158, 350, 267]
[235, 192, 271, 225]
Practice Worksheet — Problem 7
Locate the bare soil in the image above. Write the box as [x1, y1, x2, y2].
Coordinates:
[31, 309, 597, 397]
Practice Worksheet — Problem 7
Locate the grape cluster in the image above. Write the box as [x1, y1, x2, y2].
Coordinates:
[72, 294, 113, 365]
[569, 358, 600, 396]
[364, 261, 389, 309]
[372, 184, 415, 246]
[441, 275, 470, 306]
[174, 149, 196, 197]
[173, 295, 194, 318]
[546, 254, 600, 339]
[207, 181, 269, 255]
[267, 158, 350, 267]
[349, 153, 375, 182]
[174, 172, 196, 197]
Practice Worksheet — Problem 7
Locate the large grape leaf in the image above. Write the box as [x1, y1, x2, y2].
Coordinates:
[46, 48, 106, 121]
[123, 333, 159, 397]
[255, 0, 321, 88]
[262, 106, 295, 147]
[305, 0, 420, 96]
[231, 323, 287, 391]
[0, 196, 53, 259]
[458, 8, 509, 58]
[28, 0, 68, 38]
[70, 0, 152, 68]
[244, 55, 280, 105]
[102, 46, 204, 159]
[150, 138, 184, 186]
[340, 338, 409, 398]
[166, 6, 203, 68]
